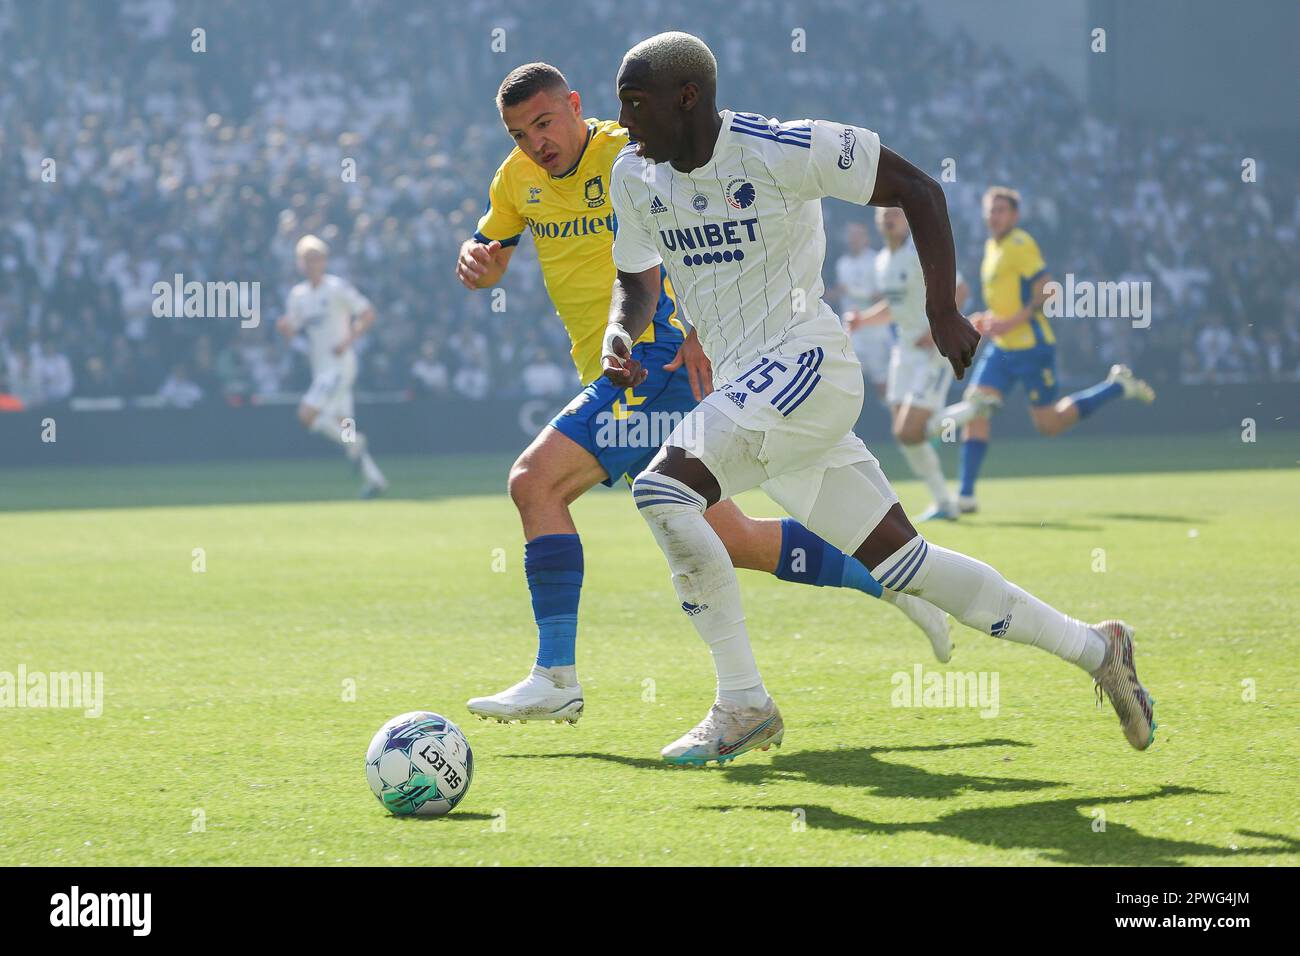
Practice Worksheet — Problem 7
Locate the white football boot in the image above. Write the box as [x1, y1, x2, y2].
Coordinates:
[661, 697, 784, 766]
[917, 502, 960, 522]
[1107, 364, 1156, 404]
[1090, 620, 1157, 750]
[466, 667, 584, 724]
[887, 592, 954, 663]
[957, 494, 979, 514]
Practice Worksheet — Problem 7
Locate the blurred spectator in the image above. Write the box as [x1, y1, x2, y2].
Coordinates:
[0, 0, 1294, 409]
[521, 349, 568, 398]
[157, 364, 204, 408]
[0, 367, 25, 411]
[410, 340, 449, 394]
[32, 338, 75, 403]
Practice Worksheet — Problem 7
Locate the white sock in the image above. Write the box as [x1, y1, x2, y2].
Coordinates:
[878, 587, 941, 623]
[872, 536, 1107, 672]
[899, 441, 952, 510]
[632, 472, 767, 706]
[359, 447, 385, 485]
[533, 663, 578, 688]
[927, 400, 980, 438]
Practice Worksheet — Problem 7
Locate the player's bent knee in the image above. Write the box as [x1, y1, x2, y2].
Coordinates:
[895, 422, 926, 445]
[298, 405, 319, 428]
[507, 456, 544, 509]
[854, 503, 920, 575]
[1031, 411, 1063, 436]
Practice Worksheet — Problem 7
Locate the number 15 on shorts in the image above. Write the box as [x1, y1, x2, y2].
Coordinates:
[729, 352, 824, 417]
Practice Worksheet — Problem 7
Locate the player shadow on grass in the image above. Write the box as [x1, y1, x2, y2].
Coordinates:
[507, 738, 1061, 800]
[1090, 512, 1207, 524]
[716, 740, 1060, 799]
[704, 786, 1300, 865]
[974, 519, 1103, 532]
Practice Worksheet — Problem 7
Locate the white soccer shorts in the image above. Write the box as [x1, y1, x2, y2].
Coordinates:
[885, 344, 955, 412]
[850, 324, 893, 387]
[665, 340, 899, 556]
[302, 365, 355, 420]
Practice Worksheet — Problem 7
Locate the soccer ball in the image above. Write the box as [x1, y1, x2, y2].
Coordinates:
[365, 711, 473, 817]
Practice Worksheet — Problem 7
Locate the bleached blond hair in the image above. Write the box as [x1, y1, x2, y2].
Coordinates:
[622, 32, 717, 89]
[296, 234, 329, 258]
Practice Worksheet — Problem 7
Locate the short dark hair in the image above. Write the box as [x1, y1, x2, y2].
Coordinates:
[496, 62, 569, 111]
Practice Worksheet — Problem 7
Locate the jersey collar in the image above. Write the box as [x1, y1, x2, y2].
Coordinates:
[550, 122, 594, 180]
[677, 110, 732, 176]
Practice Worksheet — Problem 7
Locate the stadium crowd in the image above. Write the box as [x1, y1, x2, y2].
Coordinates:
[2, 0, 1297, 411]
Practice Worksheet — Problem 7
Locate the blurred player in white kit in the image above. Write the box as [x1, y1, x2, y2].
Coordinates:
[833, 222, 890, 399]
[852, 206, 969, 520]
[277, 235, 388, 498]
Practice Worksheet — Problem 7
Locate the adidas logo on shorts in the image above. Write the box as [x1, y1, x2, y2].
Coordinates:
[724, 389, 747, 408]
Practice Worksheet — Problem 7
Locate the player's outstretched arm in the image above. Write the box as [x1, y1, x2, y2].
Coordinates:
[601, 266, 660, 389]
[455, 238, 514, 290]
[869, 146, 981, 378]
[336, 305, 376, 355]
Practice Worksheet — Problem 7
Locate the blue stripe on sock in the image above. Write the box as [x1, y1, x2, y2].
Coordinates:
[881, 540, 924, 589]
[632, 486, 698, 505]
[635, 496, 701, 510]
[634, 477, 703, 505]
[892, 541, 928, 592]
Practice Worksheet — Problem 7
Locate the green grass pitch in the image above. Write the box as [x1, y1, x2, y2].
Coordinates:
[1, 433, 1297, 866]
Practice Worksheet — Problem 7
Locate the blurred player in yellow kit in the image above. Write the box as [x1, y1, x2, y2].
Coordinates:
[454, 63, 953, 723]
[937, 186, 1155, 513]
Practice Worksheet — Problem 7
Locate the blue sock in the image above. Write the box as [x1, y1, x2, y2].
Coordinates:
[524, 533, 583, 668]
[1069, 380, 1123, 419]
[774, 518, 882, 598]
[959, 439, 988, 497]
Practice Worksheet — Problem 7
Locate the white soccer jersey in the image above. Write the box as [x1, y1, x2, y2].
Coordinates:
[875, 236, 927, 345]
[285, 273, 370, 373]
[835, 249, 877, 312]
[611, 110, 881, 382]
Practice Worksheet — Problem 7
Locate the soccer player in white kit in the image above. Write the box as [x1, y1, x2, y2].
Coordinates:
[854, 206, 969, 520]
[277, 235, 388, 497]
[832, 222, 889, 399]
[602, 33, 1156, 764]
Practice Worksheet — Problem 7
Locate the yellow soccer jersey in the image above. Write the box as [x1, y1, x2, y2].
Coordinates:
[474, 118, 683, 385]
[980, 226, 1054, 350]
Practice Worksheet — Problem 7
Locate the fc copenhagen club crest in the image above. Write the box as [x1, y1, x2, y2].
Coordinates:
[584, 175, 605, 207]
[725, 178, 756, 209]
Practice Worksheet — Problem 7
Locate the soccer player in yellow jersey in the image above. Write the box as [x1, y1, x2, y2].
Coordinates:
[947, 186, 1155, 513]
[454, 63, 952, 723]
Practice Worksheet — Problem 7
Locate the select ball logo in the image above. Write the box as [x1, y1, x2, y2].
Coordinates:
[725, 179, 756, 209]
[417, 741, 464, 790]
